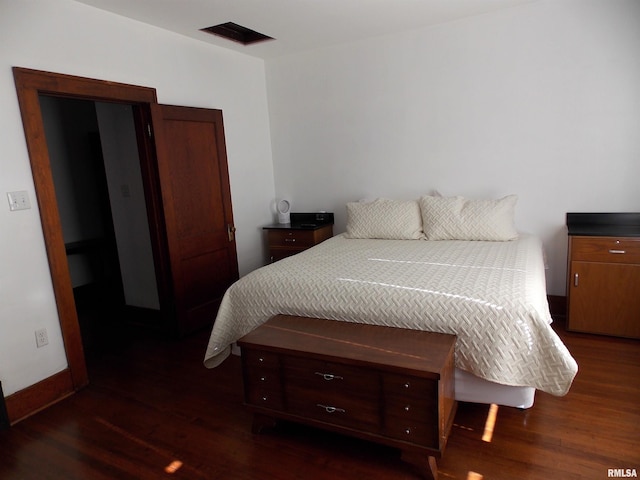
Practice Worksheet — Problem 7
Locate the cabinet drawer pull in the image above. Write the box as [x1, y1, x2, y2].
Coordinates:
[574, 273, 579, 287]
[317, 404, 346, 414]
[315, 372, 344, 381]
[608, 249, 626, 254]
[284, 238, 296, 242]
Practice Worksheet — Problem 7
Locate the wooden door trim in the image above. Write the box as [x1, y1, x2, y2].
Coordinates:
[11, 67, 158, 422]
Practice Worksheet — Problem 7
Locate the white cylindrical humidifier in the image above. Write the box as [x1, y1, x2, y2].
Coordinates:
[277, 199, 291, 224]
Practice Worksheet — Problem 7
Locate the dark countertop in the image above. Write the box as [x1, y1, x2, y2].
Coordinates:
[567, 212, 640, 237]
[263, 222, 332, 230]
[263, 212, 334, 230]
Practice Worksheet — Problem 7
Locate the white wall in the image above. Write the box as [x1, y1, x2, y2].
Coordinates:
[0, 0, 275, 396]
[266, 0, 640, 296]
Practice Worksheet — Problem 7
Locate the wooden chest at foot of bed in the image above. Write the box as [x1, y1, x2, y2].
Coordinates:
[237, 314, 457, 480]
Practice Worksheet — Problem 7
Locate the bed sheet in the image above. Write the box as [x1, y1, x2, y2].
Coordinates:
[204, 234, 577, 396]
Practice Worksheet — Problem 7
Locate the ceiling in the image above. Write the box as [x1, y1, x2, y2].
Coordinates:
[73, 0, 535, 59]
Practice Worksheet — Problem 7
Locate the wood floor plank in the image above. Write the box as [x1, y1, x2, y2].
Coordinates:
[0, 319, 638, 479]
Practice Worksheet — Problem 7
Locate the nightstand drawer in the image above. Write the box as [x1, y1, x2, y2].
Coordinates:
[570, 236, 640, 263]
[268, 229, 318, 248]
[264, 223, 334, 262]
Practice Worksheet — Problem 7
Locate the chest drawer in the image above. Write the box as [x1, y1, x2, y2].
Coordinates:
[281, 356, 380, 431]
[382, 374, 439, 448]
[570, 236, 640, 264]
[267, 229, 318, 248]
[241, 349, 284, 410]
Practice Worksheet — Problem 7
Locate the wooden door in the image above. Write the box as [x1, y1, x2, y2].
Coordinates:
[150, 105, 239, 336]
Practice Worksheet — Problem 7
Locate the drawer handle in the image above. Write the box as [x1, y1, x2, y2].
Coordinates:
[609, 249, 626, 254]
[574, 273, 579, 287]
[405, 428, 412, 435]
[317, 404, 346, 414]
[315, 372, 344, 381]
[284, 238, 296, 242]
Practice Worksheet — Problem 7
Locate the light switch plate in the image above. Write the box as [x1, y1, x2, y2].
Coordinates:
[7, 191, 31, 211]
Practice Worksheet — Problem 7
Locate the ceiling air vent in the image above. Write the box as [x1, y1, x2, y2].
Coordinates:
[201, 22, 273, 45]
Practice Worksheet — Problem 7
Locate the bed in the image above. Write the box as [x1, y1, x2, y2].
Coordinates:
[203, 196, 578, 409]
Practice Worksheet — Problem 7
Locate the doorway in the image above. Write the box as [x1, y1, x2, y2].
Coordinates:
[39, 96, 161, 361]
[10, 67, 239, 423]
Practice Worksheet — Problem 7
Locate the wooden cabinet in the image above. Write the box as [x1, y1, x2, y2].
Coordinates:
[238, 315, 457, 480]
[567, 236, 640, 338]
[566, 213, 640, 339]
[264, 222, 333, 262]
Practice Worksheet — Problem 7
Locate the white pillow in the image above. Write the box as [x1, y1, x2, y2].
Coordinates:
[419, 195, 518, 241]
[345, 198, 424, 240]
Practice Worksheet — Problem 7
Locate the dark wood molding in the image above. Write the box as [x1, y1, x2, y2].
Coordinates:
[5, 370, 74, 425]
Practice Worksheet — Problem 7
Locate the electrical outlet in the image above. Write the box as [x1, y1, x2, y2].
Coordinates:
[35, 328, 48, 348]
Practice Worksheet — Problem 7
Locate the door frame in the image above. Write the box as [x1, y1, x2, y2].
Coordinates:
[9, 67, 164, 422]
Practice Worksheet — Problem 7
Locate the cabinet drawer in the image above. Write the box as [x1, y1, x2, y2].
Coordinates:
[282, 356, 380, 431]
[268, 230, 317, 248]
[570, 236, 640, 263]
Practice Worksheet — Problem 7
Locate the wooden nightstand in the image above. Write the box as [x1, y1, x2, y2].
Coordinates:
[263, 212, 334, 262]
[566, 213, 640, 339]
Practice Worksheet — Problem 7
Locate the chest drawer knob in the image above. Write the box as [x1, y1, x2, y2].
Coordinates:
[260, 376, 266, 381]
[405, 428, 412, 435]
[404, 382, 411, 389]
[404, 405, 411, 412]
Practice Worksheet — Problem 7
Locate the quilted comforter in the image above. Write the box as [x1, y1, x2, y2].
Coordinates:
[203, 234, 578, 396]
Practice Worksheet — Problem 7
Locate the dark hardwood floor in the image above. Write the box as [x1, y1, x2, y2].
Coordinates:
[0, 318, 638, 480]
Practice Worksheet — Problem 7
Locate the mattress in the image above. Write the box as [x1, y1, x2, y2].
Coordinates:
[204, 234, 578, 397]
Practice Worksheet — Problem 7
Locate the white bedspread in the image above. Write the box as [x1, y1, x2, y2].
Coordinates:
[204, 234, 577, 396]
